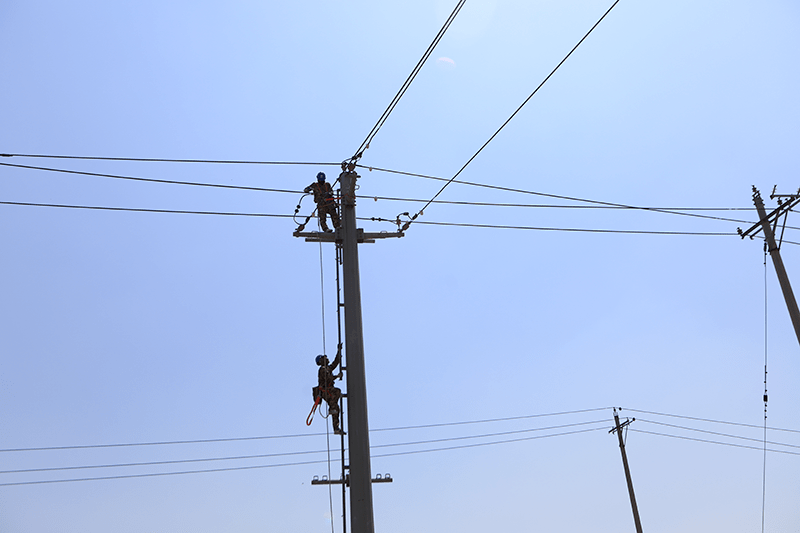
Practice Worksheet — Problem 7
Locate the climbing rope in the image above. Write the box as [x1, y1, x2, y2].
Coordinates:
[315, 218, 336, 533]
[306, 397, 321, 426]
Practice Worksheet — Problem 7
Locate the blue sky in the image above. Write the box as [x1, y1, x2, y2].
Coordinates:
[2, 1, 800, 531]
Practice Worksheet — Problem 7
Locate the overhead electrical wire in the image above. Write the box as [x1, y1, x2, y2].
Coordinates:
[0, 201, 295, 218]
[0, 153, 338, 166]
[404, 0, 621, 229]
[0, 419, 609, 476]
[635, 419, 800, 450]
[0, 407, 612, 453]
[0, 425, 606, 487]
[349, 0, 466, 163]
[372, 217, 738, 236]
[3, 407, 798, 487]
[620, 408, 800, 434]
[0, 162, 302, 194]
[629, 428, 800, 457]
[0, 201, 750, 236]
[360, 164, 771, 227]
[2, 161, 764, 224]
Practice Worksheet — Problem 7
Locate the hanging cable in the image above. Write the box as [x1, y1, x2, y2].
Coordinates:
[348, 0, 466, 165]
[334, 215, 347, 533]
[0, 162, 304, 194]
[0, 153, 339, 166]
[761, 241, 769, 533]
[401, 0, 621, 231]
[325, 409, 335, 533]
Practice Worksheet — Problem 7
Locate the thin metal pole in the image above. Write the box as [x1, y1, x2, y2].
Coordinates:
[613, 408, 643, 533]
[339, 171, 375, 533]
[753, 188, 800, 348]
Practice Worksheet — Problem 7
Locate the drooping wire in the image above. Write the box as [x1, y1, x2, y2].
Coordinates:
[318, 229, 327, 357]
[619, 408, 800, 434]
[349, 0, 466, 164]
[370, 216, 737, 236]
[316, 217, 336, 533]
[359, 164, 800, 229]
[633, 419, 800, 450]
[0, 425, 608, 487]
[0, 162, 303, 194]
[762, 241, 769, 533]
[6, 406, 799, 455]
[10, 417, 800, 478]
[325, 406, 335, 533]
[0, 153, 339, 166]
[628, 429, 800, 456]
[0, 200, 783, 239]
[1, 160, 766, 227]
[401, 0, 621, 231]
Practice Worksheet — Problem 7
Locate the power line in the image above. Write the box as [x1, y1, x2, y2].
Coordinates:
[629, 428, 800, 457]
[370, 217, 738, 236]
[620, 408, 800, 434]
[360, 165, 772, 228]
[0, 201, 294, 218]
[0, 426, 606, 487]
[370, 194, 756, 212]
[0, 158, 765, 223]
[3, 201, 780, 238]
[0, 419, 608, 476]
[350, 0, 466, 162]
[2, 201, 746, 236]
[404, 0, 621, 229]
[1, 407, 612, 453]
[636, 419, 800, 450]
[0, 153, 338, 166]
[373, 406, 612, 432]
[0, 448, 329, 475]
[0, 162, 302, 194]
[3, 161, 760, 222]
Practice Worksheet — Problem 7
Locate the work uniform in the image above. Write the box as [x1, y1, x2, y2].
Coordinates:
[313, 348, 344, 434]
[304, 181, 340, 232]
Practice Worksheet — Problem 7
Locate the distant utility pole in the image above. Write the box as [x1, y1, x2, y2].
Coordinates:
[739, 186, 800, 349]
[295, 170, 402, 533]
[610, 408, 643, 533]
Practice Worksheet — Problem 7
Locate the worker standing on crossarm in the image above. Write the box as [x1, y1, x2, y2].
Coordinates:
[304, 172, 340, 233]
[313, 343, 345, 435]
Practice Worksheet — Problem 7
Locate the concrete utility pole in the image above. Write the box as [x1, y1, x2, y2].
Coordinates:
[611, 408, 643, 533]
[339, 169, 375, 533]
[295, 170, 402, 533]
[739, 187, 800, 349]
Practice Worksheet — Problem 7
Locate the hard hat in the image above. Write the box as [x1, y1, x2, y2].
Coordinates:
[316, 172, 326, 182]
[316, 355, 326, 365]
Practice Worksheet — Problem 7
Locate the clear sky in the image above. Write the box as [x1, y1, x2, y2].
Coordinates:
[2, 1, 800, 532]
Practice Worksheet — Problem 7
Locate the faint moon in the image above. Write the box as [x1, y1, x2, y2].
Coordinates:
[436, 57, 456, 70]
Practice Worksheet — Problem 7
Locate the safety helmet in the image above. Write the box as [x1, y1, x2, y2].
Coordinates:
[315, 355, 326, 366]
[316, 172, 326, 182]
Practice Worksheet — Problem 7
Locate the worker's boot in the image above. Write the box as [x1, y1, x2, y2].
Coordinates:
[333, 413, 345, 435]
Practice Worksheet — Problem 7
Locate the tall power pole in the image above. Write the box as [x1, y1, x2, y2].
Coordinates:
[296, 170, 402, 533]
[611, 408, 643, 533]
[340, 169, 374, 533]
[739, 187, 800, 348]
